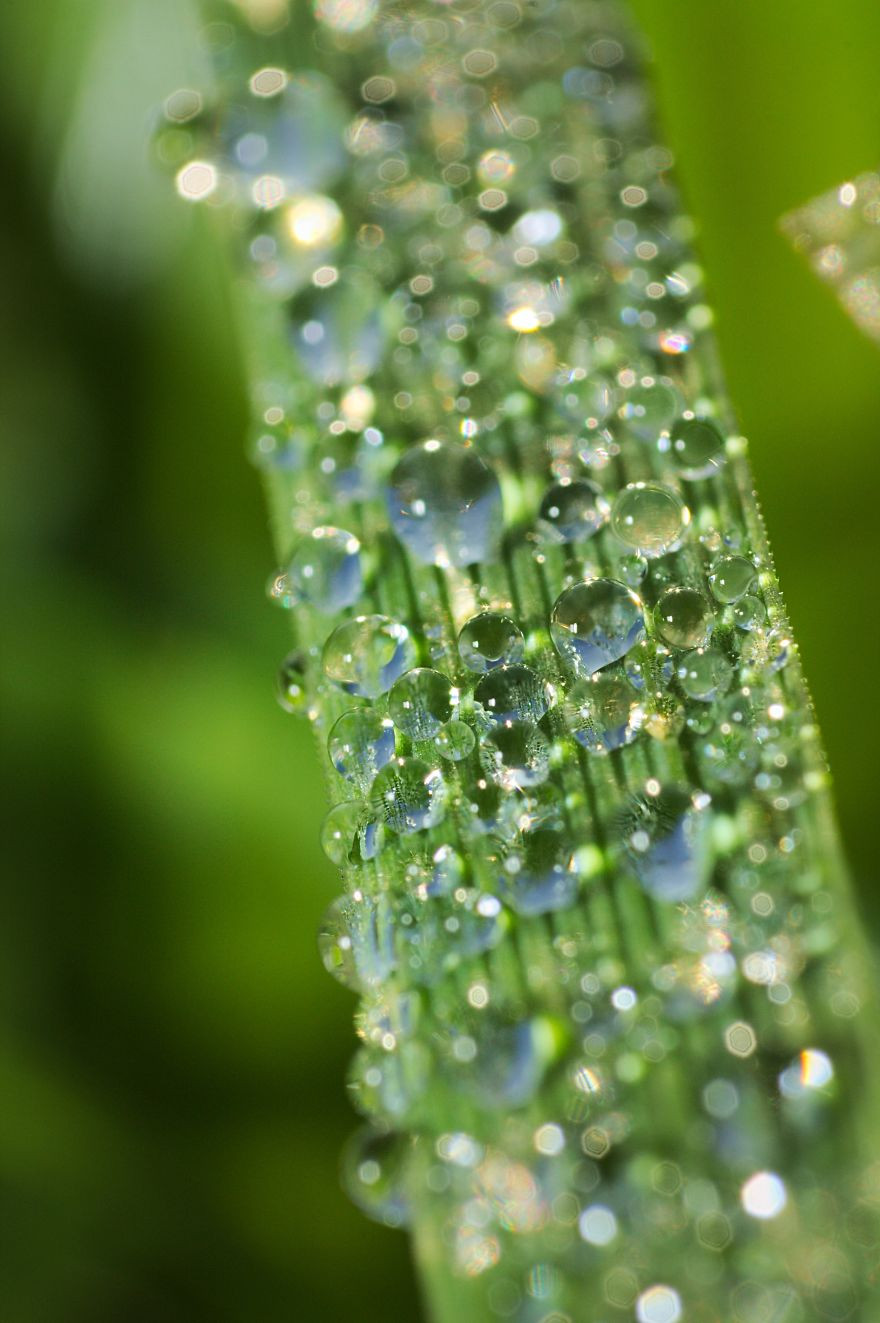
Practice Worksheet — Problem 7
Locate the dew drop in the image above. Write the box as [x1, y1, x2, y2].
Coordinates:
[328, 710, 395, 787]
[276, 650, 309, 714]
[665, 415, 725, 479]
[554, 369, 616, 430]
[372, 757, 445, 834]
[317, 894, 360, 987]
[551, 579, 645, 677]
[461, 1016, 557, 1107]
[500, 828, 578, 915]
[620, 786, 710, 902]
[708, 554, 757, 604]
[320, 800, 364, 867]
[388, 668, 455, 740]
[484, 721, 551, 789]
[538, 479, 610, 543]
[387, 439, 502, 568]
[474, 664, 552, 725]
[434, 719, 476, 762]
[566, 673, 640, 753]
[654, 587, 714, 650]
[619, 377, 682, 441]
[323, 614, 415, 698]
[610, 483, 688, 558]
[677, 648, 733, 702]
[341, 1125, 411, 1228]
[288, 526, 362, 611]
[457, 612, 524, 673]
[732, 594, 767, 632]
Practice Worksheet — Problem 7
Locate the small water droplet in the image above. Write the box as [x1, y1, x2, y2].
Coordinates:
[341, 1125, 411, 1228]
[610, 483, 689, 558]
[484, 722, 551, 789]
[500, 828, 578, 915]
[328, 710, 395, 787]
[320, 800, 365, 866]
[372, 758, 445, 834]
[538, 479, 610, 543]
[459, 1015, 558, 1106]
[387, 439, 502, 568]
[619, 787, 710, 902]
[474, 664, 552, 725]
[551, 579, 645, 676]
[654, 587, 714, 650]
[317, 894, 360, 987]
[434, 720, 476, 762]
[554, 369, 616, 430]
[708, 554, 757, 604]
[732, 594, 767, 632]
[566, 673, 640, 753]
[288, 526, 362, 611]
[276, 650, 310, 714]
[323, 614, 415, 697]
[677, 648, 733, 702]
[664, 415, 725, 479]
[458, 612, 524, 673]
[388, 667, 455, 740]
[619, 377, 682, 441]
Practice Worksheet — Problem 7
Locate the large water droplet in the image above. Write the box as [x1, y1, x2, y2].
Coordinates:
[538, 479, 609, 543]
[566, 673, 640, 753]
[328, 710, 395, 788]
[484, 722, 551, 789]
[654, 587, 714, 650]
[387, 440, 502, 568]
[457, 612, 524, 673]
[663, 416, 725, 479]
[288, 526, 362, 611]
[620, 787, 710, 902]
[610, 483, 689, 558]
[323, 615, 415, 698]
[388, 668, 455, 740]
[551, 579, 645, 676]
[474, 664, 552, 725]
[499, 828, 578, 915]
[372, 758, 445, 834]
[708, 554, 757, 604]
[341, 1125, 411, 1228]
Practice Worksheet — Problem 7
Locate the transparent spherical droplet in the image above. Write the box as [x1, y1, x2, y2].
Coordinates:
[462, 1015, 557, 1107]
[458, 612, 524, 673]
[290, 273, 387, 386]
[288, 526, 362, 611]
[620, 377, 682, 441]
[388, 668, 455, 740]
[555, 369, 616, 430]
[499, 828, 577, 915]
[323, 615, 415, 698]
[387, 439, 502, 568]
[320, 800, 364, 867]
[708, 554, 757, 604]
[341, 1125, 411, 1228]
[328, 710, 395, 787]
[434, 720, 476, 762]
[610, 483, 689, 558]
[317, 895, 359, 987]
[655, 587, 714, 650]
[276, 650, 309, 714]
[619, 552, 649, 587]
[636, 1285, 682, 1323]
[484, 722, 550, 789]
[538, 479, 610, 543]
[566, 674, 640, 753]
[474, 664, 552, 725]
[677, 648, 733, 702]
[732, 594, 767, 632]
[698, 715, 760, 789]
[372, 758, 445, 834]
[620, 786, 709, 902]
[551, 579, 645, 677]
[665, 415, 725, 479]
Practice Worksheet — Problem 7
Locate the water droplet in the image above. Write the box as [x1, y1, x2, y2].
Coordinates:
[566, 673, 640, 753]
[485, 722, 551, 789]
[276, 650, 309, 714]
[620, 377, 682, 441]
[664, 415, 725, 479]
[372, 758, 445, 834]
[459, 1015, 558, 1106]
[328, 710, 395, 787]
[677, 648, 733, 702]
[538, 479, 610, 543]
[500, 828, 578, 915]
[317, 895, 360, 987]
[266, 568, 295, 609]
[323, 615, 415, 697]
[551, 579, 645, 676]
[290, 273, 388, 385]
[320, 800, 365, 867]
[654, 587, 714, 650]
[434, 720, 476, 762]
[341, 1125, 411, 1228]
[619, 552, 649, 587]
[555, 369, 616, 429]
[610, 483, 689, 558]
[458, 612, 524, 673]
[708, 554, 757, 604]
[620, 787, 710, 902]
[388, 668, 455, 740]
[474, 664, 552, 725]
[732, 594, 767, 632]
[387, 439, 502, 568]
[288, 526, 362, 611]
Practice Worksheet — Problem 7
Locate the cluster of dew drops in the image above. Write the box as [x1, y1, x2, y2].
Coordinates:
[154, 0, 871, 1313]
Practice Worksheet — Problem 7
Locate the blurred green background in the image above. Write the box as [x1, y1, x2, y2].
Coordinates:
[1, 2, 878, 1319]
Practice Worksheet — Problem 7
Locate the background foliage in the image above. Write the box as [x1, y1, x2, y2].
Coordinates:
[1, 2, 878, 1318]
